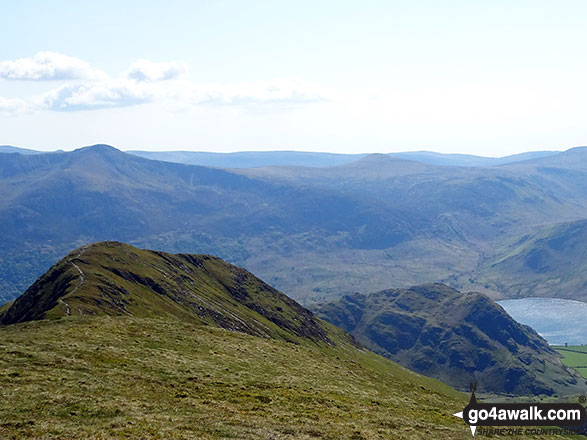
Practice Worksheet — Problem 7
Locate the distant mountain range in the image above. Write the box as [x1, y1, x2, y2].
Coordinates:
[127, 149, 561, 168]
[1, 144, 560, 167]
[312, 283, 585, 396]
[1, 144, 587, 305]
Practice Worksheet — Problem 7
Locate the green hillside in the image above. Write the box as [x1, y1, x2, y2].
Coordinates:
[2, 316, 578, 439]
[0, 316, 465, 439]
[313, 284, 586, 396]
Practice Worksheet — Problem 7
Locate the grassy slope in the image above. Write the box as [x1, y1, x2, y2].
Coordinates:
[554, 346, 587, 379]
[0, 316, 577, 440]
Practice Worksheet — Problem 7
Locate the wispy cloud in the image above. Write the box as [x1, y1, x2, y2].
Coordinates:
[0, 52, 330, 113]
[0, 96, 30, 113]
[0, 52, 107, 81]
[126, 59, 188, 82]
[183, 78, 328, 106]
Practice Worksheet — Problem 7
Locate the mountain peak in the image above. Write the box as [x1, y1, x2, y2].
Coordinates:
[74, 144, 122, 155]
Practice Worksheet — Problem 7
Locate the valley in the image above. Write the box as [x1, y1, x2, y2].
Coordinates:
[2, 145, 587, 306]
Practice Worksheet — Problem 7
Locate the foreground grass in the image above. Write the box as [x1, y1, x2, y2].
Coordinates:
[554, 345, 587, 379]
[0, 316, 578, 439]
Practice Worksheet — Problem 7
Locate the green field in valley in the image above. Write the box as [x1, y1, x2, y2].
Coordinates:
[553, 345, 587, 379]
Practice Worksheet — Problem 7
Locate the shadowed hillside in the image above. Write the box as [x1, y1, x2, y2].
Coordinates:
[313, 284, 586, 396]
[481, 219, 587, 301]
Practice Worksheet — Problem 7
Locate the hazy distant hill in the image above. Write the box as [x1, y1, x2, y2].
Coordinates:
[128, 149, 367, 168]
[127, 148, 559, 168]
[2, 145, 562, 167]
[0, 145, 45, 155]
[390, 150, 559, 167]
[313, 283, 585, 396]
[502, 146, 587, 170]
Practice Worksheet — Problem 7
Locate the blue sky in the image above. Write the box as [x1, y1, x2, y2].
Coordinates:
[1, 0, 587, 155]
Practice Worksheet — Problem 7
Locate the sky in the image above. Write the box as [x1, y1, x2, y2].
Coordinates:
[1, 0, 587, 155]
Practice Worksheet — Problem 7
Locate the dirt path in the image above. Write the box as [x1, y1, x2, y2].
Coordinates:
[60, 246, 88, 316]
[58, 298, 71, 315]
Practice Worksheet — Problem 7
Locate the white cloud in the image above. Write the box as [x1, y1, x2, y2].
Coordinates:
[0, 52, 331, 112]
[126, 59, 188, 82]
[0, 51, 107, 81]
[41, 81, 153, 111]
[9, 77, 329, 112]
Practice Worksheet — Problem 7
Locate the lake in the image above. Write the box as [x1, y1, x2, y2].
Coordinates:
[497, 297, 587, 346]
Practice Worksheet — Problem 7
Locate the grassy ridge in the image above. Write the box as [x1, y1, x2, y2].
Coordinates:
[0, 316, 578, 440]
[554, 346, 587, 379]
[0, 316, 465, 440]
[0, 242, 334, 346]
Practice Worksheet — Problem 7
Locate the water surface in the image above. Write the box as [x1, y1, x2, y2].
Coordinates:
[497, 297, 587, 345]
